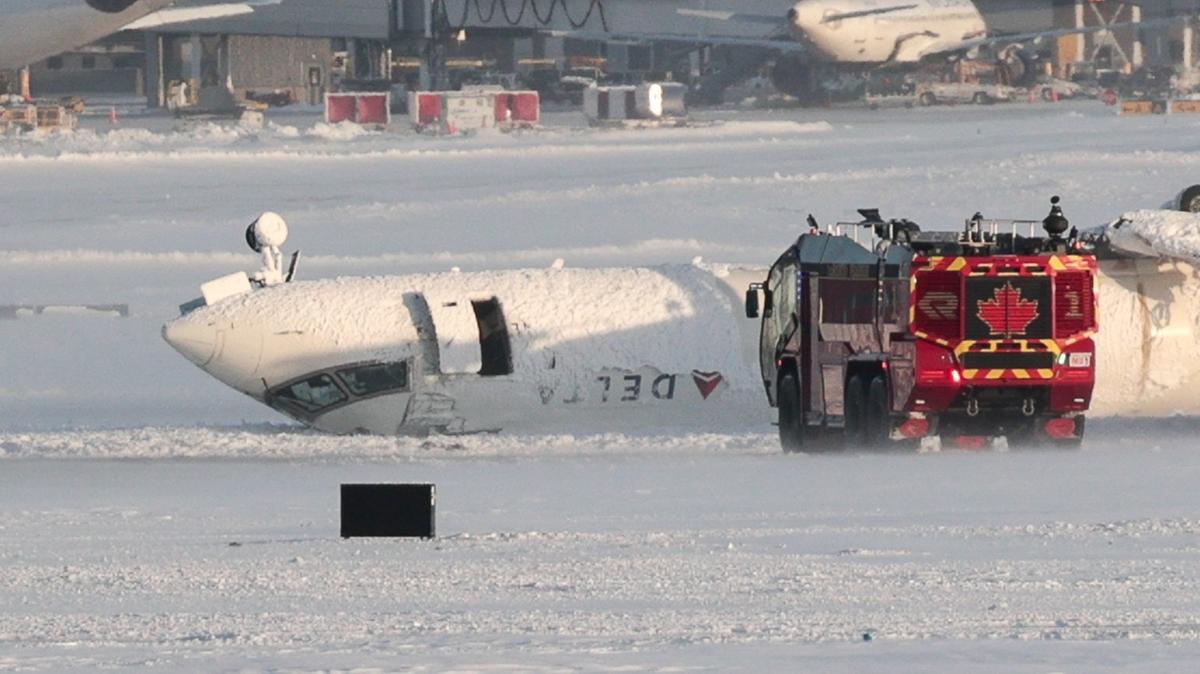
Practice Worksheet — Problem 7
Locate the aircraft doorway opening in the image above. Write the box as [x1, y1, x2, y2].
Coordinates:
[472, 298, 512, 376]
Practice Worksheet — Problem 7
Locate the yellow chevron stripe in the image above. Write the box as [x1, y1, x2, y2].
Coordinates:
[1037, 369, 1054, 378]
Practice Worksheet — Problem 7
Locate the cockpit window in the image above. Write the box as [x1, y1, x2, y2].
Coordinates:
[273, 374, 347, 411]
[336, 361, 409, 396]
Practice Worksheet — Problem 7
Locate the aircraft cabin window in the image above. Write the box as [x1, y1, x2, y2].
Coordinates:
[273, 374, 347, 412]
[336, 361, 409, 396]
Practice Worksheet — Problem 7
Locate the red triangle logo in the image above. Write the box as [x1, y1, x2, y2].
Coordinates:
[691, 370, 724, 400]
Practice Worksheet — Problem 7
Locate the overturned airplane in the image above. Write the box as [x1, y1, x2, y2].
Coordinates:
[164, 203, 1200, 435]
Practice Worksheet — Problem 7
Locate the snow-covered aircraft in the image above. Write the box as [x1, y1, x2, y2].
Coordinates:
[161, 214, 766, 435]
[162, 209, 1200, 435]
[0, 0, 279, 70]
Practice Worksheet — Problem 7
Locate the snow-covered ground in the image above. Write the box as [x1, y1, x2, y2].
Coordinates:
[5, 425, 1200, 672]
[4, 101, 1200, 670]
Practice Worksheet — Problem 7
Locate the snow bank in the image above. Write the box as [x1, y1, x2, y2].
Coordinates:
[0, 425, 774, 459]
[0, 118, 835, 163]
[305, 121, 372, 141]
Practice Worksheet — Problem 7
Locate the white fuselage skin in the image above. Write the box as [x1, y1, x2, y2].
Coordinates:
[789, 0, 986, 63]
[163, 256, 1200, 436]
[0, 0, 171, 70]
[163, 266, 770, 435]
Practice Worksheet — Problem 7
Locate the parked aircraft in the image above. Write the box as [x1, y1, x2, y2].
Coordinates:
[554, 0, 1179, 100]
[0, 0, 277, 70]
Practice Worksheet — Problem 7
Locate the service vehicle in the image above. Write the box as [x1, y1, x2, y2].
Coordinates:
[915, 81, 1018, 106]
[746, 198, 1098, 452]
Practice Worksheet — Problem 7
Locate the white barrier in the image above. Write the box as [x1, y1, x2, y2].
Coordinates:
[408, 90, 540, 133]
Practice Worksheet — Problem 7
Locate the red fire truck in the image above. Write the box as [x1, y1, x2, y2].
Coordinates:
[746, 198, 1097, 452]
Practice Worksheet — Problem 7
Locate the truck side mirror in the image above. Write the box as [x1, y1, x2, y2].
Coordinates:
[745, 287, 759, 318]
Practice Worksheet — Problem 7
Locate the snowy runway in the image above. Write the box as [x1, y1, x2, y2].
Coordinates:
[4, 101, 1200, 670]
[3, 433, 1200, 671]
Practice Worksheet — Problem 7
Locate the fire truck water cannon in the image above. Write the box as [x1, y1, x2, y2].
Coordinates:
[747, 196, 1097, 453]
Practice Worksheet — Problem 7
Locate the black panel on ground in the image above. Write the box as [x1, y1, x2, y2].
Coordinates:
[472, 298, 513, 376]
[340, 483, 435, 538]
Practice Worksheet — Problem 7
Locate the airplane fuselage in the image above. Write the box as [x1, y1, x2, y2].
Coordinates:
[0, 0, 171, 70]
[789, 0, 987, 63]
[163, 266, 768, 435]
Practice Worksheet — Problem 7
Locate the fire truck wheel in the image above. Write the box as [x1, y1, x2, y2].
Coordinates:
[777, 371, 805, 453]
[865, 375, 890, 448]
[844, 375, 868, 448]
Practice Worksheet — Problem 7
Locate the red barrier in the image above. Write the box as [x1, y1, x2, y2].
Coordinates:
[355, 94, 389, 124]
[324, 92, 390, 124]
[325, 94, 356, 123]
[416, 93, 441, 125]
[511, 92, 540, 123]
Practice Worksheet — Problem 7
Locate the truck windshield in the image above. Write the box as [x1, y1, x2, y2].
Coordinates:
[273, 374, 347, 412]
[336, 361, 409, 396]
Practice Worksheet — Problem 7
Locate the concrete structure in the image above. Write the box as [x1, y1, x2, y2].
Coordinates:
[22, 32, 144, 96]
[141, 0, 393, 107]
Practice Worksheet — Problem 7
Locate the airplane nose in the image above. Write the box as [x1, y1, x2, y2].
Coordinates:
[788, 0, 822, 37]
[162, 319, 218, 367]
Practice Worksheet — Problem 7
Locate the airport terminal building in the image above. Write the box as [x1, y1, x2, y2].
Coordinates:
[17, 0, 1200, 104]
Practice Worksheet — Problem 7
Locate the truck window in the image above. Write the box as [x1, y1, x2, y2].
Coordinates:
[764, 266, 784, 337]
[336, 361, 409, 396]
[819, 278, 875, 324]
[273, 374, 347, 412]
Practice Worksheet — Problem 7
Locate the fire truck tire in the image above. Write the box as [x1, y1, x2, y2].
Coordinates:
[865, 375, 890, 448]
[777, 371, 805, 453]
[844, 375, 868, 448]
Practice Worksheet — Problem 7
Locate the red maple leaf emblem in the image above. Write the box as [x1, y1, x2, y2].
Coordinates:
[976, 283, 1039, 336]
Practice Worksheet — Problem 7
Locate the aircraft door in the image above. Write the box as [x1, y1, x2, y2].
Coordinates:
[421, 292, 514, 377]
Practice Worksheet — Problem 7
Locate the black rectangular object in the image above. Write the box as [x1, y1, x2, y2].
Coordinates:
[965, 277, 1051, 339]
[341, 483, 435, 538]
[960, 351, 1055, 370]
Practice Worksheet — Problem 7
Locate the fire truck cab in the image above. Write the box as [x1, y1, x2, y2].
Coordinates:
[747, 199, 1097, 452]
